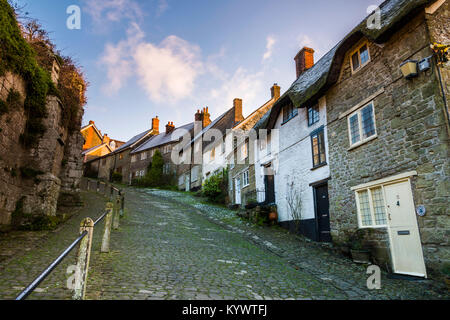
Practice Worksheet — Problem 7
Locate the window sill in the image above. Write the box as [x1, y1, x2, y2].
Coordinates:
[281, 113, 298, 126]
[348, 135, 377, 151]
[310, 162, 327, 171]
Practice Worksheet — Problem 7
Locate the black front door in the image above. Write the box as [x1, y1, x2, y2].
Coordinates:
[264, 174, 275, 204]
[314, 183, 331, 242]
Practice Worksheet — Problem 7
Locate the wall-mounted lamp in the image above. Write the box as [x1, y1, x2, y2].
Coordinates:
[400, 60, 418, 79]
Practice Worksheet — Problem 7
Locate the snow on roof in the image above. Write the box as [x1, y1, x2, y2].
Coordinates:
[131, 122, 195, 154]
[113, 129, 153, 153]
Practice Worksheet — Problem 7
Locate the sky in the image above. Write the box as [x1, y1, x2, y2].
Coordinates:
[15, 0, 384, 142]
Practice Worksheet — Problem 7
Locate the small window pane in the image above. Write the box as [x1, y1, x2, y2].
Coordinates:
[319, 131, 326, 164]
[352, 52, 360, 71]
[361, 104, 376, 139]
[308, 104, 320, 126]
[358, 190, 372, 226]
[371, 187, 387, 225]
[349, 114, 360, 144]
[360, 45, 369, 65]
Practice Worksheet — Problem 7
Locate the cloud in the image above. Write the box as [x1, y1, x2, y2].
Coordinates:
[209, 67, 265, 116]
[262, 35, 276, 61]
[133, 36, 203, 102]
[82, 0, 143, 27]
[100, 24, 203, 103]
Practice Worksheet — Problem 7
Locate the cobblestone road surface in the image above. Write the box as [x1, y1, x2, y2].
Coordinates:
[0, 187, 448, 300]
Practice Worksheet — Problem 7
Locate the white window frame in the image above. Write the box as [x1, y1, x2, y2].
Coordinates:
[242, 170, 249, 188]
[131, 155, 137, 162]
[141, 152, 147, 160]
[347, 101, 377, 149]
[355, 187, 388, 229]
[350, 41, 371, 74]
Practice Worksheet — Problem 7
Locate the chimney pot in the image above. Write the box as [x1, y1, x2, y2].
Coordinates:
[166, 121, 175, 134]
[294, 47, 315, 78]
[152, 116, 160, 134]
[271, 83, 281, 100]
[89, 120, 95, 125]
[202, 107, 211, 128]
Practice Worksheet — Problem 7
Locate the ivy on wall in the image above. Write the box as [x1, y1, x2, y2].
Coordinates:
[0, 0, 57, 146]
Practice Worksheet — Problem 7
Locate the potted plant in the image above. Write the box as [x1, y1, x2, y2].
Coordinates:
[348, 229, 371, 264]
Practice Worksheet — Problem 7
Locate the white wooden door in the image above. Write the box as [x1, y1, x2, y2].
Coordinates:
[235, 178, 241, 205]
[384, 181, 427, 277]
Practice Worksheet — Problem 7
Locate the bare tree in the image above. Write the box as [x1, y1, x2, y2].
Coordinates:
[286, 180, 304, 233]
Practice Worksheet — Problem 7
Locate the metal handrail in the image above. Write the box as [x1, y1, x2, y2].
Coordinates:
[15, 209, 109, 300]
[15, 231, 88, 300]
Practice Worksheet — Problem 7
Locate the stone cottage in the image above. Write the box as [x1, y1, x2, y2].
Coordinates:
[259, 0, 448, 278]
[80, 120, 124, 163]
[179, 105, 242, 191]
[258, 47, 332, 242]
[84, 117, 159, 183]
[129, 121, 194, 184]
[227, 84, 281, 207]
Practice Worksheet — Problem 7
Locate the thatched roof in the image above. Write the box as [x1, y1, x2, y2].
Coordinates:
[265, 0, 431, 129]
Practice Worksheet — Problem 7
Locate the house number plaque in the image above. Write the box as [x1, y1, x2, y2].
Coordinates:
[416, 205, 426, 217]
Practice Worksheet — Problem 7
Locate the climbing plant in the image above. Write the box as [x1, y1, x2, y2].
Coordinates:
[0, 0, 87, 145]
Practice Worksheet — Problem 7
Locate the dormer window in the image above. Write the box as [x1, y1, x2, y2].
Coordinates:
[351, 42, 370, 73]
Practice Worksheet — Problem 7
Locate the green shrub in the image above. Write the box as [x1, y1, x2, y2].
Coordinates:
[202, 169, 228, 204]
[111, 172, 123, 183]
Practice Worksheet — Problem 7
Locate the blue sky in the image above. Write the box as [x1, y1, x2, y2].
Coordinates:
[16, 0, 383, 142]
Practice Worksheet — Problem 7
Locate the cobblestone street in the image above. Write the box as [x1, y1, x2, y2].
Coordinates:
[0, 187, 448, 300]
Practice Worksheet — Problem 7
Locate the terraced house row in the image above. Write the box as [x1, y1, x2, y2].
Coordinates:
[83, 0, 449, 279]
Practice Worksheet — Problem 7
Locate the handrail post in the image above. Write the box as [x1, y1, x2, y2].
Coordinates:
[110, 184, 114, 201]
[96, 181, 100, 193]
[120, 194, 125, 217]
[73, 218, 94, 300]
[86, 179, 90, 191]
[101, 203, 114, 253]
[113, 196, 120, 230]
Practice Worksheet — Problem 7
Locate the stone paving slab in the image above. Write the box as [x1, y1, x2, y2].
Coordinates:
[0, 191, 109, 300]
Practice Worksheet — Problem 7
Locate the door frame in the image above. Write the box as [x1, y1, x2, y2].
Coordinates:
[383, 179, 427, 278]
[351, 171, 427, 278]
[311, 180, 331, 242]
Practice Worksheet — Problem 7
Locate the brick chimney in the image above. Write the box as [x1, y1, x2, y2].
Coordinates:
[271, 83, 280, 100]
[233, 98, 244, 124]
[89, 120, 95, 125]
[195, 109, 203, 123]
[202, 107, 211, 128]
[165, 121, 175, 134]
[151, 116, 160, 134]
[102, 134, 110, 144]
[294, 47, 315, 78]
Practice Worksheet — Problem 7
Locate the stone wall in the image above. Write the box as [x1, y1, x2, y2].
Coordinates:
[0, 71, 84, 230]
[0, 72, 27, 227]
[326, 12, 449, 276]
